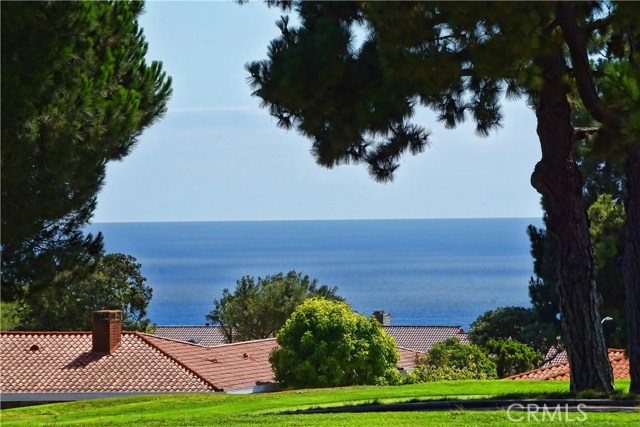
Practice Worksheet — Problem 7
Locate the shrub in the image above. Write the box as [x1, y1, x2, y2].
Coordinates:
[269, 298, 400, 389]
[484, 338, 544, 378]
[404, 338, 497, 383]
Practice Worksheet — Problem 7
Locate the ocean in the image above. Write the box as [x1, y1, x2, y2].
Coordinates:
[86, 218, 543, 329]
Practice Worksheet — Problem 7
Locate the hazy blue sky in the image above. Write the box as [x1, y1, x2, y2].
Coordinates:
[93, 1, 544, 223]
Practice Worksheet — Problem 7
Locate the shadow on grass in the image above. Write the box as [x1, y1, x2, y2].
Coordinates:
[279, 389, 640, 415]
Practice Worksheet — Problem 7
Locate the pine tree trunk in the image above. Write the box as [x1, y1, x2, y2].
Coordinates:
[530, 50, 614, 393]
[623, 146, 640, 393]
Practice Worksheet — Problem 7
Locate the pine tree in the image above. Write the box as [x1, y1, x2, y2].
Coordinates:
[247, 1, 638, 392]
[1, 1, 172, 303]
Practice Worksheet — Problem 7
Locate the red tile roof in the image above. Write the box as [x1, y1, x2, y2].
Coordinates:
[140, 335, 278, 392]
[153, 326, 227, 347]
[142, 335, 424, 389]
[506, 348, 630, 381]
[1, 331, 426, 396]
[543, 347, 568, 367]
[153, 325, 469, 354]
[383, 326, 469, 353]
[0, 332, 215, 393]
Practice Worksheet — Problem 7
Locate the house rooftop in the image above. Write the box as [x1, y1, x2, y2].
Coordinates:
[153, 325, 469, 354]
[506, 348, 630, 381]
[153, 325, 227, 346]
[0, 331, 215, 395]
[383, 326, 469, 353]
[139, 335, 278, 393]
[1, 331, 425, 405]
[543, 346, 569, 367]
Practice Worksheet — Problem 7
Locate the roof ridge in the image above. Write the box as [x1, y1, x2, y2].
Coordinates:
[1, 331, 141, 335]
[382, 325, 465, 329]
[133, 332, 222, 392]
[505, 362, 566, 379]
[139, 332, 210, 347]
[395, 344, 426, 355]
[156, 325, 467, 329]
[0, 331, 92, 335]
[207, 337, 277, 348]
[155, 325, 212, 329]
[146, 334, 277, 348]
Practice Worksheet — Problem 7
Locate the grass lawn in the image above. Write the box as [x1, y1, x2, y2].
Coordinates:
[1, 379, 636, 426]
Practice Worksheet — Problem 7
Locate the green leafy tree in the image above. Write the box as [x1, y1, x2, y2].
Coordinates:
[587, 194, 627, 347]
[207, 271, 343, 343]
[483, 338, 544, 378]
[270, 298, 400, 389]
[18, 253, 153, 331]
[1, 1, 172, 304]
[469, 307, 558, 356]
[0, 302, 22, 331]
[405, 338, 497, 384]
[246, 0, 640, 392]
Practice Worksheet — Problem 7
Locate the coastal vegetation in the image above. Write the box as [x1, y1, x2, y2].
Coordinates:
[207, 271, 343, 343]
[404, 338, 497, 383]
[19, 254, 153, 331]
[270, 298, 399, 388]
[1, 380, 634, 427]
[469, 306, 557, 356]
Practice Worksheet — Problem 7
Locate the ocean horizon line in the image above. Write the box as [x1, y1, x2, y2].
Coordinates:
[90, 216, 543, 226]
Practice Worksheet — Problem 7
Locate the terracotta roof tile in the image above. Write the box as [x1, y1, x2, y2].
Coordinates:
[141, 334, 424, 391]
[139, 335, 277, 392]
[507, 348, 630, 381]
[2, 328, 439, 395]
[383, 326, 469, 353]
[154, 325, 469, 354]
[543, 347, 569, 367]
[0, 332, 215, 393]
[153, 326, 227, 346]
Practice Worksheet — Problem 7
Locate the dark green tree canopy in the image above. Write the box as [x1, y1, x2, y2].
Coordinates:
[18, 253, 153, 332]
[483, 338, 544, 379]
[1, 0, 172, 300]
[269, 298, 400, 388]
[206, 271, 343, 343]
[246, 1, 545, 181]
[469, 306, 559, 356]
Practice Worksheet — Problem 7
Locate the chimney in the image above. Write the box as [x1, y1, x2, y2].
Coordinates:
[373, 310, 391, 326]
[92, 310, 122, 353]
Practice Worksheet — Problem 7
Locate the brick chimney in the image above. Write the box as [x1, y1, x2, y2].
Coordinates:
[92, 310, 122, 353]
[373, 310, 391, 326]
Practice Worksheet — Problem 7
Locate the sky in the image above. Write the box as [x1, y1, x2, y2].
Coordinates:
[93, 1, 544, 223]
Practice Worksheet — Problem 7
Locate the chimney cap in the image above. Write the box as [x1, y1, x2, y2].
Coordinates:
[93, 310, 123, 321]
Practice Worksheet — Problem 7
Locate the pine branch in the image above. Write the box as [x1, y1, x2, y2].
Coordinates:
[557, 2, 620, 127]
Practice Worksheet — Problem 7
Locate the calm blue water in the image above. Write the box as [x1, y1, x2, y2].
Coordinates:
[86, 218, 542, 329]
